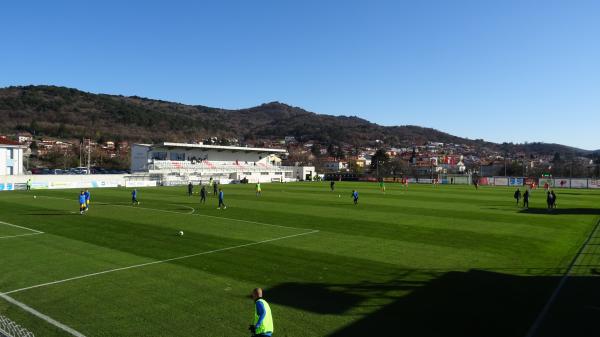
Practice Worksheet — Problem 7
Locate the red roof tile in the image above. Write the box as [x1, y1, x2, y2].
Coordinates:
[0, 137, 22, 146]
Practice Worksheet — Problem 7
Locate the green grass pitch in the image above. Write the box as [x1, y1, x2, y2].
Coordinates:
[1, 183, 599, 337]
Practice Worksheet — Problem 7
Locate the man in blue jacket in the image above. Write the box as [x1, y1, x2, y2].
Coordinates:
[218, 189, 226, 209]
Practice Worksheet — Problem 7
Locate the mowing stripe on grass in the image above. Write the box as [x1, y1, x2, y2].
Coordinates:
[0, 293, 86, 337]
[2, 229, 319, 295]
[38, 195, 311, 231]
[524, 218, 600, 337]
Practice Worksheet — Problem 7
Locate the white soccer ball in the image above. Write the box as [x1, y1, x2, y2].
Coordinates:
[33, 195, 37, 199]
[338, 194, 341, 198]
[178, 231, 184, 236]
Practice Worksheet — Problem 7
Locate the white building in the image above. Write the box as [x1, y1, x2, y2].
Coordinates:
[293, 166, 316, 181]
[131, 142, 306, 184]
[0, 138, 26, 175]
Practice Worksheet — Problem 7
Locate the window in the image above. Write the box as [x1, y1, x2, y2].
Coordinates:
[9, 148, 14, 159]
[170, 152, 185, 160]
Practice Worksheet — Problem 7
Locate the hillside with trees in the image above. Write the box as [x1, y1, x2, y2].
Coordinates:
[0, 85, 593, 155]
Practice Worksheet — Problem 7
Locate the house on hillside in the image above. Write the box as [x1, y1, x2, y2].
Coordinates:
[0, 137, 27, 175]
[323, 161, 349, 172]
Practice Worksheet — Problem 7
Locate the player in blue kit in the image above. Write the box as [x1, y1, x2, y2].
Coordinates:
[79, 191, 87, 214]
[132, 189, 140, 205]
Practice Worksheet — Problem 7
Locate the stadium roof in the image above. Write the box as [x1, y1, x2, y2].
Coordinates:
[152, 142, 287, 153]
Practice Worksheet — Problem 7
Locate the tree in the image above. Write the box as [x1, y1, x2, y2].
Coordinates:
[57, 123, 67, 138]
[552, 152, 561, 163]
[327, 144, 335, 157]
[29, 120, 39, 135]
[370, 149, 391, 177]
[311, 144, 321, 157]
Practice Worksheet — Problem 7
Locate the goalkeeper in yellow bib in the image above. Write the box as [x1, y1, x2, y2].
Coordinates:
[256, 182, 262, 197]
[249, 288, 274, 337]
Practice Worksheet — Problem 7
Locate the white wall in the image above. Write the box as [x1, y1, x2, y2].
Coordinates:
[0, 174, 128, 191]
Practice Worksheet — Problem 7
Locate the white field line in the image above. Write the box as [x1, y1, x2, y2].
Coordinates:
[3, 229, 319, 295]
[38, 195, 312, 232]
[168, 203, 195, 214]
[0, 220, 44, 239]
[0, 232, 44, 240]
[0, 221, 43, 234]
[524, 218, 600, 337]
[0, 293, 86, 337]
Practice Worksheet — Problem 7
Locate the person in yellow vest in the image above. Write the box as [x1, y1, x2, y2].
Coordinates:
[256, 183, 262, 197]
[249, 288, 274, 337]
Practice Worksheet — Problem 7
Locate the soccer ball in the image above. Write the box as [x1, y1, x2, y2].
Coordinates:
[178, 231, 184, 236]
[338, 194, 341, 198]
[33, 195, 37, 199]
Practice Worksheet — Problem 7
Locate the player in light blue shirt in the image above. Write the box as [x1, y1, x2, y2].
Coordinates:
[132, 189, 139, 205]
[78, 191, 87, 214]
[352, 190, 359, 205]
[218, 189, 226, 209]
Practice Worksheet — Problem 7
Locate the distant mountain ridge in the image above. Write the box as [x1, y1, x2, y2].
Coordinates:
[0, 85, 593, 154]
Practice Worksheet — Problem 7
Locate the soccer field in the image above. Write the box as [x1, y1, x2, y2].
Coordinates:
[1, 183, 599, 337]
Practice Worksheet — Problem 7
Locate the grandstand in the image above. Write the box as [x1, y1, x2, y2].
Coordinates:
[130, 142, 313, 185]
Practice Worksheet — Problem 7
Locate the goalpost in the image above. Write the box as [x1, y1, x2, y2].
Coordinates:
[0, 315, 35, 337]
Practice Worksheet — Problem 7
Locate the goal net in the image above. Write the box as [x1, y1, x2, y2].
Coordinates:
[0, 315, 35, 337]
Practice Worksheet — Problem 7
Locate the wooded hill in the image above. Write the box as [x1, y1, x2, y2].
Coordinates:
[0, 85, 591, 155]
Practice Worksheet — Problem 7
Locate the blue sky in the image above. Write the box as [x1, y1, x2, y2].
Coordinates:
[1, 1, 598, 150]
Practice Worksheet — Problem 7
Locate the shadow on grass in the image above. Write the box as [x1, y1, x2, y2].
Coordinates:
[519, 208, 600, 215]
[267, 269, 600, 337]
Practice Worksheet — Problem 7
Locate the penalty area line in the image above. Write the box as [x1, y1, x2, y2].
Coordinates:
[2, 229, 319, 296]
[0, 232, 44, 240]
[0, 293, 87, 337]
[0, 220, 44, 240]
[0, 220, 44, 234]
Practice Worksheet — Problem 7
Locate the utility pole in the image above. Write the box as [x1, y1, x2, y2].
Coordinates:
[87, 138, 91, 174]
[79, 139, 82, 167]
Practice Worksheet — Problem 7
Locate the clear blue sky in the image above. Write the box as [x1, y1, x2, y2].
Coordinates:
[1, 1, 598, 150]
